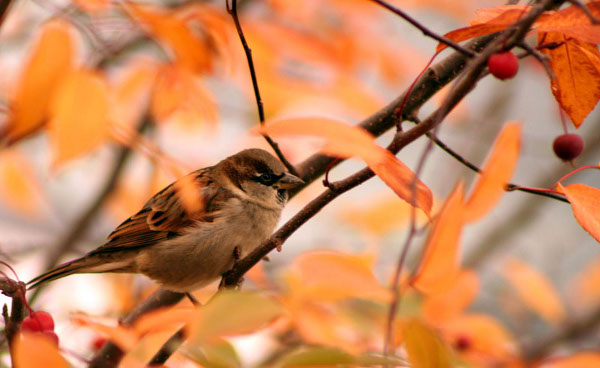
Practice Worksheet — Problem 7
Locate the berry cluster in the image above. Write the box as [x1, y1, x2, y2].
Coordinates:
[20, 311, 59, 346]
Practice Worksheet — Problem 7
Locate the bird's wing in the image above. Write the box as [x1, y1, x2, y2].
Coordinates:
[90, 167, 232, 255]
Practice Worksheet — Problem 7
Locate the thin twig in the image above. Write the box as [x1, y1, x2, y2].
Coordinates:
[425, 131, 569, 203]
[384, 127, 437, 357]
[226, 0, 298, 176]
[89, 3, 558, 364]
[369, 0, 475, 57]
[518, 42, 555, 80]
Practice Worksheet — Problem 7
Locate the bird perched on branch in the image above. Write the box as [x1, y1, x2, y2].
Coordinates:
[29, 149, 303, 292]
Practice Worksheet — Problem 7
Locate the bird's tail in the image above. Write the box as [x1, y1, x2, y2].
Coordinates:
[28, 257, 104, 289]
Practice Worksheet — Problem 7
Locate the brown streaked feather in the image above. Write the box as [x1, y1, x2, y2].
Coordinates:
[90, 167, 232, 255]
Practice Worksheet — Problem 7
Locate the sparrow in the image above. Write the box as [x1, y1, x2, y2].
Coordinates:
[28, 148, 303, 292]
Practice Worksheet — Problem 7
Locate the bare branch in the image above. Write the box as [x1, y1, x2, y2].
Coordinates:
[369, 0, 475, 57]
[227, 0, 298, 176]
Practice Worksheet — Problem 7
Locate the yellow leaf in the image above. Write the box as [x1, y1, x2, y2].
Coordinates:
[188, 290, 282, 343]
[14, 332, 68, 368]
[412, 182, 465, 294]
[257, 117, 432, 215]
[543, 353, 600, 367]
[4, 20, 74, 143]
[503, 258, 566, 324]
[464, 122, 521, 223]
[559, 183, 600, 243]
[286, 250, 390, 302]
[402, 318, 452, 368]
[49, 69, 109, 167]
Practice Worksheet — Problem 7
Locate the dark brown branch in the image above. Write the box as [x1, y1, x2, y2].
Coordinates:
[369, 0, 475, 57]
[1, 277, 26, 365]
[88, 289, 185, 368]
[29, 115, 152, 304]
[90, 3, 559, 365]
[0, 0, 12, 28]
[290, 34, 498, 196]
[226, 0, 298, 177]
[147, 329, 186, 365]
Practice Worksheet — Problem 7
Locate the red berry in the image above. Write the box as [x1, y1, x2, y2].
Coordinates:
[553, 133, 584, 161]
[487, 52, 519, 80]
[21, 317, 43, 332]
[21, 311, 55, 332]
[454, 335, 471, 351]
[92, 336, 107, 351]
[41, 331, 60, 346]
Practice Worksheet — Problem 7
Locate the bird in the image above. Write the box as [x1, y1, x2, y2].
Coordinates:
[28, 148, 303, 293]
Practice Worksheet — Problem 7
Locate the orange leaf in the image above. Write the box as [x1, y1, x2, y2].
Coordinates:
[537, 2, 600, 45]
[4, 20, 74, 143]
[412, 181, 464, 294]
[439, 314, 517, 365]
[73, 0, 110, 13]
[370, 153, 433, 217]
[257, 117, 432, 215]
[543, 353, 600, 368]
[72, 315, 139, 351]
[570, 257, 600, 308]
[340, 193, 427, 236]
[0, 149, 42, 217]
[463, 122, 521, 223]
[286, 250, 390, 302]
[502, 258, 566, 324]
[559, 183, 600, 243]
[151, 64, 217, 127]
[437, 8, 525, 53]
[48, 69, 109, 167]
[539, 33, 600, 128]
[110, 59, 158, 129]
[125, 3, 212, 73]
[422, 269, 479, 324]
[14, 332, 68, 368]
[402, 318, 452, 368]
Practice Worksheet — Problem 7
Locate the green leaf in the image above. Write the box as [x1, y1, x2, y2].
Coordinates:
[184, 338, 241, 368]
[273, 346, 405, 367]
[188, 290, 283, 343]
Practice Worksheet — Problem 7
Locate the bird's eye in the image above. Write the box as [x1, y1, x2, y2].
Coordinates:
[258, 173, 274, 184]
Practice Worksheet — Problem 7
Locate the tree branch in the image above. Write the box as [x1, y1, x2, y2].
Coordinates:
[226, 0, 298, 177]
[91, 2, 560, 365]
[29, 115, 153, 304]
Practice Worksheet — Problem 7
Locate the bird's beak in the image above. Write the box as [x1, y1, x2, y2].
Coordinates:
[276, 173, 304, 189]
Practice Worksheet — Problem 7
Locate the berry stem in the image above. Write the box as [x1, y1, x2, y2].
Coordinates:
[552, 165, 600, 188]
